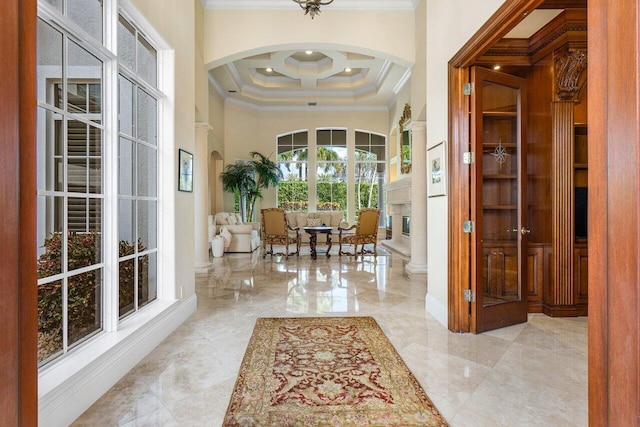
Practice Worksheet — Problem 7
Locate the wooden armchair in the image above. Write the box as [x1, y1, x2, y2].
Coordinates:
[260, 208, 301, 259]
[338, 208, 381, 260]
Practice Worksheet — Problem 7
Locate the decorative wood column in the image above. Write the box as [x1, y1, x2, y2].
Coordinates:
[194, 123, 213, 273]
[547, 49, 587, 313]
[406, 121, 428, 274]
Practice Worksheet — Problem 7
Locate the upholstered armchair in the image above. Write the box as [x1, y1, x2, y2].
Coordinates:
[338, 208, 381, 259]
[261, 208, 301, 259]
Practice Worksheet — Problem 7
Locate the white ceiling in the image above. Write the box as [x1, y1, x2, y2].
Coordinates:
[206, 2, 561, 112]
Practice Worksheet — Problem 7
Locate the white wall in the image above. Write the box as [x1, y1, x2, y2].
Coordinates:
[424, 0, 506, 325]
[203, 9, 414, 68]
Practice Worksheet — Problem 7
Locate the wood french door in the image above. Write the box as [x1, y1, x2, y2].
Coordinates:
[470, 66, 528, 333]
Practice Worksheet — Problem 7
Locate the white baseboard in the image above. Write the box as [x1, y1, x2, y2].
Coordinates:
[38, 294, 197, 427]
[425, 293, 448, 327]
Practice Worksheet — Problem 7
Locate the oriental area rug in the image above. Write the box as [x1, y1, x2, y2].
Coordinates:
[223, 316, 448, 426]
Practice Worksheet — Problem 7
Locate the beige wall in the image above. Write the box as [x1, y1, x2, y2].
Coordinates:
[131, 0, 197, 299]
[425, 0, 506, 322]
[203, 9, 414, 68]
[222, 102, 389, 220]
[194, 0, 208, 122]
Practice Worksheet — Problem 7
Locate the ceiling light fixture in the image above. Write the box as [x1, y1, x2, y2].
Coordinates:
[292, 0, 334, 19]
[345, 68, 352, 73]
[306, 50, 313, 55]
[266, 67, 273, 72]
[493, 65, 501, 70]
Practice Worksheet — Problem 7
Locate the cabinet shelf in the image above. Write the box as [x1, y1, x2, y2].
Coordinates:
[483, 111, 517, 117]
[574, 163, 588, 169]
[484, 174, 517, 179]
[484, 205, 517, 210]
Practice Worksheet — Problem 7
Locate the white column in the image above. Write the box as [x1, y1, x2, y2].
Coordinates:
[406, 121, 428, 274]
[194, 122, 213, 274]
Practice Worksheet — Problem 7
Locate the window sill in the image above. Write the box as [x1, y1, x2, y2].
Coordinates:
[38, 294, 197, 426]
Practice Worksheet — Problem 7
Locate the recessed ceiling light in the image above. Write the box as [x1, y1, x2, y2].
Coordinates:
[308, 102, 317, 106]
[228, 90, 237, 93]
[306, 50, 313, 55]
[493, 65, 501, 70]
[345, 68, 352, 73]
[266, 67, 273, 72]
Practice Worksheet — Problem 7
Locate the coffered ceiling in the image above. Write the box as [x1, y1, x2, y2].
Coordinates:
[205, 0, 583, 111]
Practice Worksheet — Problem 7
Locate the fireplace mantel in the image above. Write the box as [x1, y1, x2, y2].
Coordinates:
[381, 177, 411, 256]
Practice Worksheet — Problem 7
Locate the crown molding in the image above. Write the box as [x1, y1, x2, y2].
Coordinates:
[204, 0, 416, 11]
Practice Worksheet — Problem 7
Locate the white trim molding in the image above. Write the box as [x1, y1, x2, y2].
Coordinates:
[426, 293, 447, 328]
[204, 0, 416, 11]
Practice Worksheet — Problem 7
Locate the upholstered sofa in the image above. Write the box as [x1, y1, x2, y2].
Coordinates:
[285, 211, 349, 243]
[208, 212, 261, 253]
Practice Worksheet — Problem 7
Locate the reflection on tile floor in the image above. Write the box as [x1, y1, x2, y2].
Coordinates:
[73, 250, 587, 426]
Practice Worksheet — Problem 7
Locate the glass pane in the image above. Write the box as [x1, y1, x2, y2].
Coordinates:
[355, 131, 368, 146]
[118, 75, 134, 137]
[317, 163, 346, 212]
[67, 206, 102, 271]
[89, 158, 102, 194]
[36, 107, 62, 192]
[293, 132, 307, 147]
[332, 129, 347, 145]
[137, 35, 157, 86]
[38, 280, 63, 363]
[42, 0, 62, 12]
[277, 173, 309, 211]
[137, 89, 157, 145]
[67, 119, 87, 156]
[371, 134, 385, 145]
[119, 138, 135, 196]
[119, 258, 135, 318]
[117, 16, 136, 71]
[68, 157, 87, 193]
[67, 42, 102, 117]
[317, 129, 330, 146]
[137, 145, 157, 197]
[118, 199, 135, 255]
[354, 163, 380, 210]
[88, 84, 101, 114]
[89, 124, 101, 156]
[37, 196, 64, 278]
[37, 19, 62, 106]
[67, 0, 103, 42]
[68, 269, 102, 346]
[138, 252, 157, 308]
[481, 81, 519, 307]
[138, 200, 157, 250]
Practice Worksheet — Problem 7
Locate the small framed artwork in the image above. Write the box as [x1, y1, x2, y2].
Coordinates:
[178, 149, 193, 192]
[428, 141, 446, 197]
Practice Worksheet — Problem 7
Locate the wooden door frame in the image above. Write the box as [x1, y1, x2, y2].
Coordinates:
[447, 0, 545, 333]
[587, 0, 639, 424]
[0, 0, 38, 424]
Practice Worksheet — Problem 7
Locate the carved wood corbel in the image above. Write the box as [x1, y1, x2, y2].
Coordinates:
[554, 49, 588, 101]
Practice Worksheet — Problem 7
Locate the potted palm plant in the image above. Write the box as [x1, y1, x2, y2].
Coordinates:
[220, 152, 282, 222]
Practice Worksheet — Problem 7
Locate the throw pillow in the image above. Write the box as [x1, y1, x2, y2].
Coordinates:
[319, 212, 331, 226]
[227, 215, 237, 225]
[219, 226, 232, 249]
[234, 213, 243, 224]
[307, 218, 322, 226]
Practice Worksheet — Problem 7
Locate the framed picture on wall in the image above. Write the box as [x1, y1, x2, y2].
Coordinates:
[428, 141, 446, 197]
[178, 149, 193, 192]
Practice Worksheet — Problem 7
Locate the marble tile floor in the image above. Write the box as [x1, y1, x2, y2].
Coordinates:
[73, 249, 587, 426]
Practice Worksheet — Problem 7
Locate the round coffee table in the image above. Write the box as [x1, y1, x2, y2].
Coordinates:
[303, 226, 333, 259]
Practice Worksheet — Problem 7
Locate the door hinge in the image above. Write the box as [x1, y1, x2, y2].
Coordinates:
[463, 220, 475, 233]
[464, 289, 475, 302]
[463, 152, 475, 164]
[463, 83, 474, 96]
